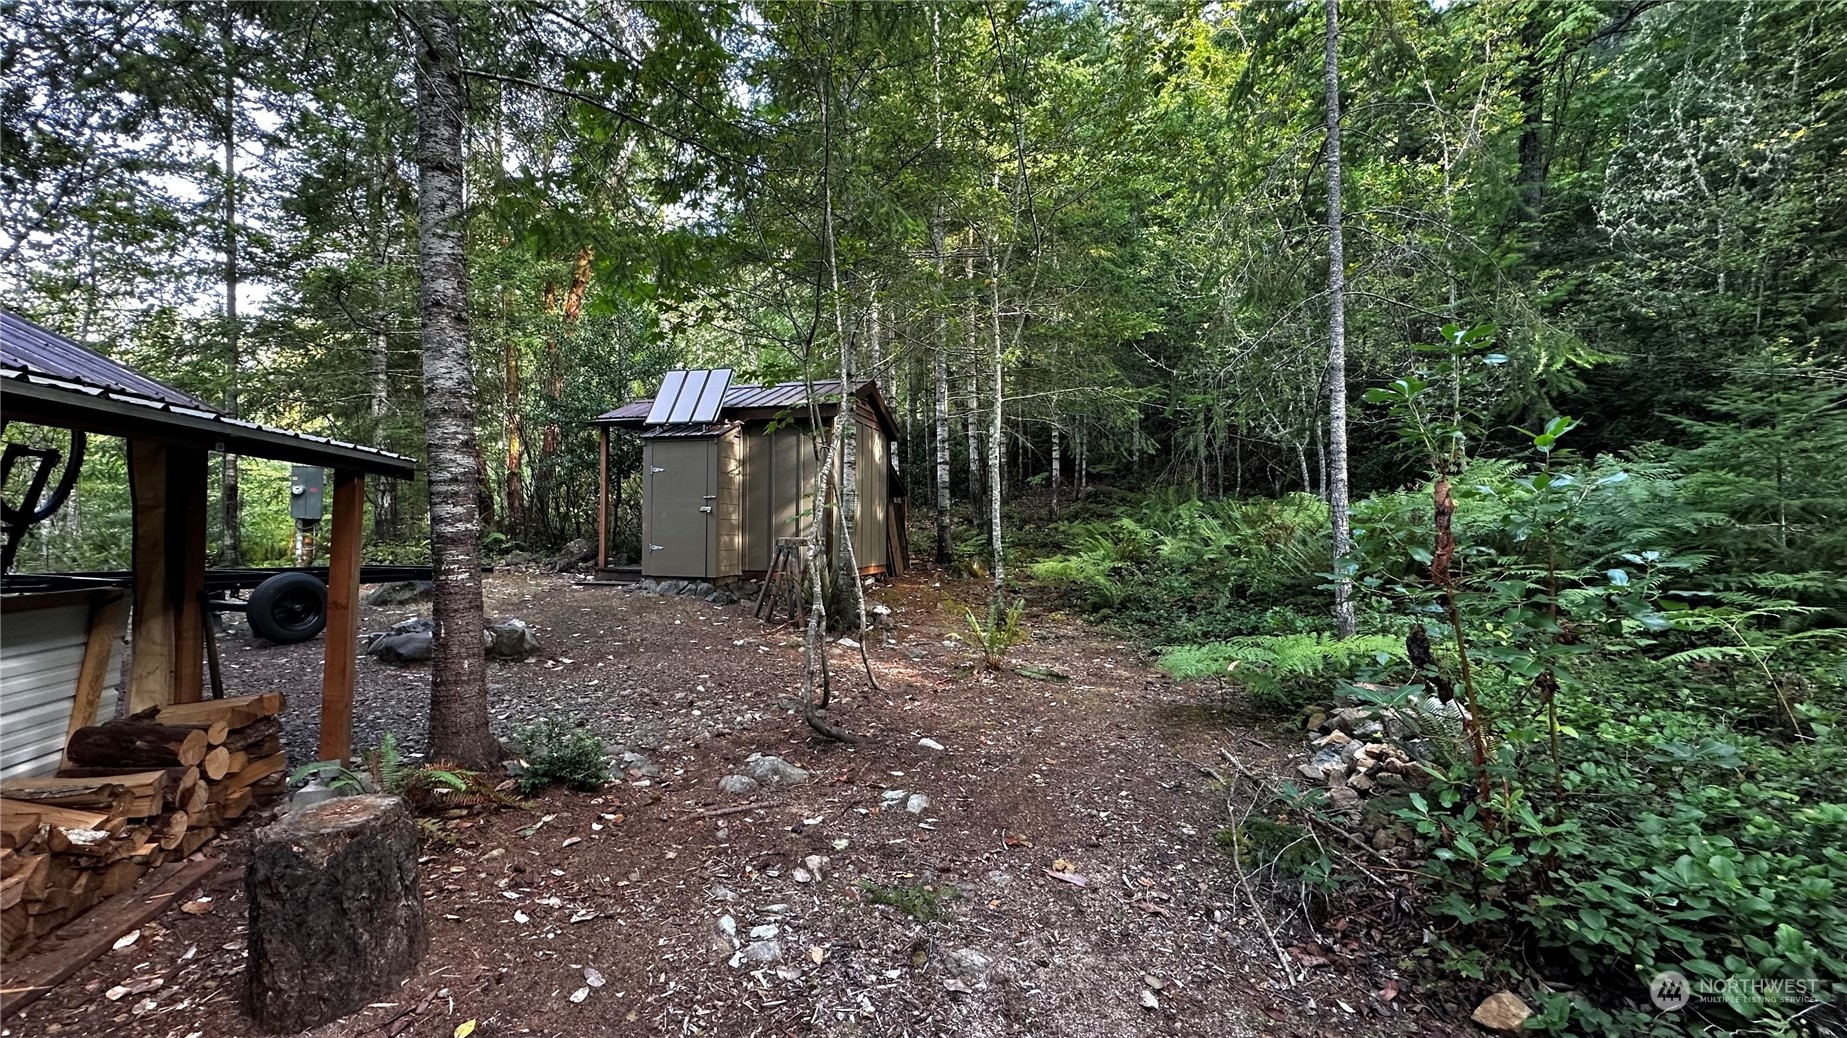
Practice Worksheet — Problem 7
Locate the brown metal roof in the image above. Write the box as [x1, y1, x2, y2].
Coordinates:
[637, 421, 742, 439]
[1, 309, 418, 479]
[1, 310, 208, 408]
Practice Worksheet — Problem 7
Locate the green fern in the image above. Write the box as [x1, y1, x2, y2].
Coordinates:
[1159, 633, 1405, 713]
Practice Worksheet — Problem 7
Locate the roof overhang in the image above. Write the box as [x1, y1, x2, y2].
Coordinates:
[0, 372, 418, 480]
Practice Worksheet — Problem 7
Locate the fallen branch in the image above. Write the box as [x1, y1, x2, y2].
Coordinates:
[687, 802, 768, 821]
[803, 700, 864, 744]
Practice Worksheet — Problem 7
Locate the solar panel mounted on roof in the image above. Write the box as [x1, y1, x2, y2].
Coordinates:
[689, 368, 732, 423]
[645, 370, 689, 425]
[665, 370, 707, 423]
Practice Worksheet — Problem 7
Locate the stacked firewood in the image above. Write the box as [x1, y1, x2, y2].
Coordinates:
[0, 692, 287, 960]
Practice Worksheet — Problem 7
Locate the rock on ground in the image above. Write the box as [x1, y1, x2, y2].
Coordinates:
[484, 618, 542, 660]
[742, 754, 809, 788]
[718, 774, 760, 795]
[1471, 991, 1532, 1033]
[365, 580, 434, 607]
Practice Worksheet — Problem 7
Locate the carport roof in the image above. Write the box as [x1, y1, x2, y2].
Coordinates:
[1, 309, 418, 479]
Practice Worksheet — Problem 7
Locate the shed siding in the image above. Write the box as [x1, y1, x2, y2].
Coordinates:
[1, 598, 124, 780]
[716, 427, 743, 578]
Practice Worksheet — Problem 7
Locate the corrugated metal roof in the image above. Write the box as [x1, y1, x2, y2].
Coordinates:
[598, 379, 859, 423]
[1, 309, 419, 478]
[1, 309, 207, 408]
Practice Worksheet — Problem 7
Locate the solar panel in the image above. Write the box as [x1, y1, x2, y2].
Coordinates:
[689, 368, 733, 423]
[645, 370, 689, 425]
[665, 369, 706, 423]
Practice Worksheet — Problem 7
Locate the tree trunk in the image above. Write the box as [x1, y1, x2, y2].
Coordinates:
[243, 795, 427, 1033]
[220, 14, 241, 567]
[1324, 0, 1357, 639]
[413, 2, 498, 768]
[1049, 426, 1061, 517]
[987, 246, 1005, 599]
[932, 272, 952, 566]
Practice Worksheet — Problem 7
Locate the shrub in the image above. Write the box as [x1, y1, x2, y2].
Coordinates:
[515, 719, 611, 794]
[965, 597, 1028, 669]
[861, 880, 957, 922]
[1158, 633, 1405, 713]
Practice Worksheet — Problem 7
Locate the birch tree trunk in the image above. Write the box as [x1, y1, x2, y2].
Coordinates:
[1324, 0, 1357, 639]
[987, 246, 1005, 599]
[964, 256, 982, 519]
[413, 1, 498, 768]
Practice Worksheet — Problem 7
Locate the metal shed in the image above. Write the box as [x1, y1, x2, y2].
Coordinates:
[1, 309, 417, 767]
[593, 373, 906, 581]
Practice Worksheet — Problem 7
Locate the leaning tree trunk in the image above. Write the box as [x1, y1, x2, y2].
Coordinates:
[1324, 0, 1356, 639]
[414, 2, 498, 768]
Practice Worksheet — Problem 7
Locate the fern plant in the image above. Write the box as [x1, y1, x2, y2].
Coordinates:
[1159, 633, 1405, 713]
[965, 597, 1028, 669]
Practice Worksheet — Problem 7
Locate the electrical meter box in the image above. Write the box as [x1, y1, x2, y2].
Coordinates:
[289, 465, 327, 522]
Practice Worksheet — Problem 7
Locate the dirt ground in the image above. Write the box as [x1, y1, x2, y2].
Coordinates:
[9, 571, 1465, 1038]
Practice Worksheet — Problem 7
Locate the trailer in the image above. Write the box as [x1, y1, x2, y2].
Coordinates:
[0, 566, 434, 645]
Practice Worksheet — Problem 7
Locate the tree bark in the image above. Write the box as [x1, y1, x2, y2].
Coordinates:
[219, 14, 241, 567]
[987, 246, 1005, 599]
[1324, 0, 1357, 639]
[243, 795, 427, 1033]
[413, 1, 498, 768]
[930, 8, 953, 567]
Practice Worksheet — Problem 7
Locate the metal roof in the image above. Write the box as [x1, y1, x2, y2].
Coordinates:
[0, 309, 418, 479]
[0, 310, 207, 408]
[638, 421, 742, 439]
[596, 378, 893, 436]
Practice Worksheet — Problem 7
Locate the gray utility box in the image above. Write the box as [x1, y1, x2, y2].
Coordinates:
[289, 465, 327, 522]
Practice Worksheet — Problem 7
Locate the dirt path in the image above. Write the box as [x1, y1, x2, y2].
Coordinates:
[17, 572, 1437, 1038]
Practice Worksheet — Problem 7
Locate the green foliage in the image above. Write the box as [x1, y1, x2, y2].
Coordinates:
[514, 719, 611, 795]
[1158, 633, 1404, 713]
[860, 880, 957, 923]
[964, 598, 1027, 670]
[288, 758, 368, 795]
[1030, 491, 1332, 640]
[364, 732, 472, 799]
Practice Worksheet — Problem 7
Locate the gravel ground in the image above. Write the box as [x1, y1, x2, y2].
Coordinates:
[17, 570, 1461, 1038]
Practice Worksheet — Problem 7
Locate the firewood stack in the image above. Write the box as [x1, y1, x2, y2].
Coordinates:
[0, 692, 287, 961]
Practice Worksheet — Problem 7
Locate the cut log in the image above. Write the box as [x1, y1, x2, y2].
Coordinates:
[3, 773, 168, 818]
[0, 802, 118, 836]
[0, 816, 39, 851]
[244, 796, 427, 1032]
[200, 746, 232, 782]
[47, 828, 118, 858]
[221, 716, 283, 752]
[65, 722, 208, 769]
[162, 719, 231, 745]
[221, 788, 253, 821]
[225, 753, 287, 795]
[155, 692, 282, 730]
[0, 856, 48, 910]
[183, 781, 210, 816]
[153, 813, 189, 852]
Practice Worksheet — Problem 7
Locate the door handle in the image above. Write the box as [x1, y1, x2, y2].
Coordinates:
[649, 544, 664, 551]
[699, 506, 712, 513]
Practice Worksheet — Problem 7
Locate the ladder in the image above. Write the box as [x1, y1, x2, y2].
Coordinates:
[754, 537, 810, 623]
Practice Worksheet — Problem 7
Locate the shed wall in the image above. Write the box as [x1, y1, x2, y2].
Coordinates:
[1, 596, 124, 780]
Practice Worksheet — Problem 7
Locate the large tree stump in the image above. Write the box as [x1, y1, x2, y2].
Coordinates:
[242, 795, 427, 1032]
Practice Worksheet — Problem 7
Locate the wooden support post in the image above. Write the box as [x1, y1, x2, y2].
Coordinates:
[171, 447, 207, 705]
[317, 470, 364, 763]
[62, 591, 127, 768]
[597, 426, 610, 572]
[128, 441, 171, 712]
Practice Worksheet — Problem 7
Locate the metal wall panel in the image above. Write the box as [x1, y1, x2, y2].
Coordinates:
[0, 598, 123, 781]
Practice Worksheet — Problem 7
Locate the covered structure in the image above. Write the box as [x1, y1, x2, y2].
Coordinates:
[0, 309, 416, 768]
[592, 371, 906, 581]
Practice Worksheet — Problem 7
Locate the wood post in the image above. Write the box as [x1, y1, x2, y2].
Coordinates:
[62, 592, 127, 769]
[127, 443, 208, 711]
[597, 425, 609, 572]
[317, 470, 363, 763]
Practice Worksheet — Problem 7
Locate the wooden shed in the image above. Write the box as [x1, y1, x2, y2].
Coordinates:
[0, 309, 417, 765]
[592, 371, 906, 581]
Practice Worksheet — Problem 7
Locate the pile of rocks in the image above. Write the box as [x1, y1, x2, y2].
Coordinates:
[624, 578, 756, 607]
[1294, 699, 1469, 814]
[363, 616, 542, 664]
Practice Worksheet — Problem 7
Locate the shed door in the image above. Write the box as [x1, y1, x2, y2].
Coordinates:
[644, 439, 715, 578]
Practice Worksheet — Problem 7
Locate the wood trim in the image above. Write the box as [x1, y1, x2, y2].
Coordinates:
[317, 470, 364, 762]
[61, 591, 127, 768]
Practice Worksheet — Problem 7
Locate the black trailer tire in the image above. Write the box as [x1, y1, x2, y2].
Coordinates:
[247, 572, 328, 644]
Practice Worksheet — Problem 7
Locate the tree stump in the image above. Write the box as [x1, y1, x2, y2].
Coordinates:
[242, 795, 427, 1032]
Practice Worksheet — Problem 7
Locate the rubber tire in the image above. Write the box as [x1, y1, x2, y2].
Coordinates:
[246, 572, 329, 644]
